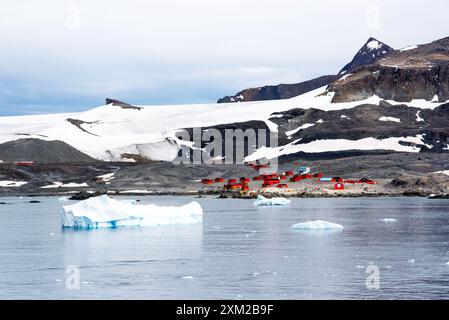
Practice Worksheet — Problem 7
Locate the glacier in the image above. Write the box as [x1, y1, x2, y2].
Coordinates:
[254, 195, 290, 206]
[1, 84, 448, 162]
[61, 195, 203, 229]
[291, 220, 344, 230]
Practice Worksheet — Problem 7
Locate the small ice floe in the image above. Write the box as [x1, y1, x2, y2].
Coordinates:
[355, 265, 365, 269]
[82, 281, 94, 284]
[382, 218, 397, 223]
[254, 195, 290, 206]
[55, 279, 63, 282]
[58, 196, 69, 202]
[182, 276, 194, 280]
[445, 261, 449, 266]
[408, 259, 415, 263]
[291, 220, 344, 230]
[49, 232, 55, 236]
[61, 195, 203, 229]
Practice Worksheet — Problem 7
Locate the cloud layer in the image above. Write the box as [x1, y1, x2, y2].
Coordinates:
[0, 0, 448, 115]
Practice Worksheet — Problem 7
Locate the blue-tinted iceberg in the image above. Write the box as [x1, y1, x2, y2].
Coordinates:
[61, 195, 203, 229]
[254, 195, 290, 206]
[291, 220, 344, 230]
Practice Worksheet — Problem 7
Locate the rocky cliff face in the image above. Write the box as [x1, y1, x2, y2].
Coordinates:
[328, 37, 449, 103]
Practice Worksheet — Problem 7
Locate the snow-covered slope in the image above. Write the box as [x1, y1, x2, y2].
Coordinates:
[0, 85, 448, 162]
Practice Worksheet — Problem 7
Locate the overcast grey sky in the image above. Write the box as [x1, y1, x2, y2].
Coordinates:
[0, 0, 448, 115]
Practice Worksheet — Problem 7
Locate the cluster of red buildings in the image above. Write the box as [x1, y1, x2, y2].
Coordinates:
[200, 164, 376, 192]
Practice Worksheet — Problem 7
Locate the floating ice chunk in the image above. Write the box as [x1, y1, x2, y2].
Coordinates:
[291, 220, 344, 230]
[61, 195, 203, 229]
[408, 259, 415, 263]
[382, 218, 397, 222]
[254, 195, 290, 206]
[182, 276, 194, 279]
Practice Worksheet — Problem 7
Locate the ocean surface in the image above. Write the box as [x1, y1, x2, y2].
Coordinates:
[1, 195, 449, 299]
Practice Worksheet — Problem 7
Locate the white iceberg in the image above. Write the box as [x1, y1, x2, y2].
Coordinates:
[61, 195, 203, 229]
[254, 195, 290, 206]
[291, 220, 344, 230]
[382, 218, 397, 222]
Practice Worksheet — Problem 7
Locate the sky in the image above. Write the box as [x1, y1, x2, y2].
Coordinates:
[0, 0, 448, 116]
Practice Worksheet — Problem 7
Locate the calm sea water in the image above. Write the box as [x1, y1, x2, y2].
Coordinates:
[1, 195, 449, 299]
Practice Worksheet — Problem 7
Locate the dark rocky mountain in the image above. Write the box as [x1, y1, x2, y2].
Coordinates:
[328, 36, 449, 103]
[0, 138, 96, 163]
[217, 75, 337, 103]
[217, 37, 393, 103]
[105, 98, 141, 110]
[180, 100, 449, 163]
[270, 102, 449, 153]
[338, 37, 394, 75]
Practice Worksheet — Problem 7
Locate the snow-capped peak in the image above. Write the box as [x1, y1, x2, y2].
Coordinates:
[338, 37, 394, 75]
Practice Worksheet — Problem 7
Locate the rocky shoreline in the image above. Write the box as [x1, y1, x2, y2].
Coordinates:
[0, 186, 443, 200]
[3, 153, 449, 200]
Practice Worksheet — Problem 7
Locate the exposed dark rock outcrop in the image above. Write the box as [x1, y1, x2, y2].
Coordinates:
[105, 98, 142, 110]
[217, 75, 337, 103]
[69, 191, 95, 200]
[66, 118, 100, 136]
[0, 138, 96, 163]
[329, 36, 449, 103]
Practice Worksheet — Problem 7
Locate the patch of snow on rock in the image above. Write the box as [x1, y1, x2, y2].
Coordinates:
[0, 181, 27, 187]
[286, 123, 315, 136]
[379, 116, 401, 123]
[400, 45, 418, 52]
[416, 111, 424, 122]
[367, 40, 381, 50]
[41, 182, 88, 189]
